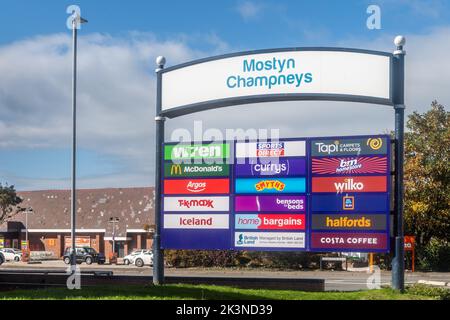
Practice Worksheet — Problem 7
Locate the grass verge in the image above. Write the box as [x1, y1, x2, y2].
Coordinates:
[0, 284, 443, 300]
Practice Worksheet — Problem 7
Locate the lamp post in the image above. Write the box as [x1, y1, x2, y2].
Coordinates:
[70, 10, 88, 272]
[109, 217, 120, 254]
[24, 207, 34, 246]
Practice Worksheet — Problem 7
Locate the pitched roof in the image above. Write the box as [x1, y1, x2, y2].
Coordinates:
[1, 187, 155, 237]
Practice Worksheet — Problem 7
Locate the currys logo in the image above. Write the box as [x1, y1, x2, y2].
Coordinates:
[256, 142, 285, 157]
[235, 158, 306, 177]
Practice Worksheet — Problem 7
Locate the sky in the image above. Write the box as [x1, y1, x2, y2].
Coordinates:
[0, 0, 449, 191]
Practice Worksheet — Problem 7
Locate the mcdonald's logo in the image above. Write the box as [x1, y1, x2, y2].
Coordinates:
[170, 164, 183, 175]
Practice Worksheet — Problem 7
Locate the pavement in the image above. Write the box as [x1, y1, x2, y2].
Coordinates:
[1, 260, 449, 291]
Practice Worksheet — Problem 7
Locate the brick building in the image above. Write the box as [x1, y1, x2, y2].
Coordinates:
[0, 187, 155, 258]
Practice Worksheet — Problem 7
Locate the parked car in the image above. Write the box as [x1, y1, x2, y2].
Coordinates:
[133, 250, 153, 267]
[0, 251, 4, 265]
[123, 249, 146, 265]
[0, 248, 22, 262]
[63, 247, 106, 265]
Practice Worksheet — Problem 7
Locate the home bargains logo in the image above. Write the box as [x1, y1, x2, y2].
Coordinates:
[312, 156, 387, 175]
[235, 214, 306, 230]
[312, 176, 387, 193]
[164, 179, 229, 195]
[164, 196, 229, 212]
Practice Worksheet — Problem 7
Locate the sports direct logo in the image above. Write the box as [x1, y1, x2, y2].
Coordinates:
[256, 142, 285, 157]
[312, 157, 387, 175]
[312, 176, 387, 193]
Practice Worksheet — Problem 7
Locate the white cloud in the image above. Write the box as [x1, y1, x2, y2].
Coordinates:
[236, 1, 265, 20]
[1, 27, 449, 190]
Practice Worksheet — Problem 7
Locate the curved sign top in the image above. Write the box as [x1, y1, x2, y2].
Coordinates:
[159, 48, 394, 118]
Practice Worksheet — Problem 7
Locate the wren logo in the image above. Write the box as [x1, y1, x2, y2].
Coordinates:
[186, 181, 206, 193]
[334, 179, 364, 193]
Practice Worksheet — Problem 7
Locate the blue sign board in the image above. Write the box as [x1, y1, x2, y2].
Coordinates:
[161, 135, 391, 252]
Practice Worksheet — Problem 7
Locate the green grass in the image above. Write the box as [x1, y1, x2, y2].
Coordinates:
[0, 284, 440, 300]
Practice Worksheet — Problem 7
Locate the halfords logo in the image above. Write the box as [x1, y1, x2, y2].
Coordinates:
[255, 180, 286, 192]
[178, 199, 214, 208]
[256, 142, 285, 157]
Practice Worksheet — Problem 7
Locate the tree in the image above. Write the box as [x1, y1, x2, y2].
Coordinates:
[0, 183, 23, 226]
[404, 101, 450, 247]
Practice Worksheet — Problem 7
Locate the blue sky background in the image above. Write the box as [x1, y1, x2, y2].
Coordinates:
[0, 0, 449, 190]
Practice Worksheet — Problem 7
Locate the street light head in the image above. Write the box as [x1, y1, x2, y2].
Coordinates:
[394, 35, 406, 47]
[156, 56, 166, 67]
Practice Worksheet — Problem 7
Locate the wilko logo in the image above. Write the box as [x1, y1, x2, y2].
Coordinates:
[256, 142, 285, 157]
[255, 180, 286, 192]
[312, 176, 387, 193]
[312, 157, 387, 175]
[164, 179, 229, 195]
[235, 214, 306, 230]
[164, 196, 229, 212]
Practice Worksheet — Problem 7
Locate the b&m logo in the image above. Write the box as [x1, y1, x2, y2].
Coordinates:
[312, 176, 387, 193]
[256, 142, 285, 157]
[312, 157, 387, 175]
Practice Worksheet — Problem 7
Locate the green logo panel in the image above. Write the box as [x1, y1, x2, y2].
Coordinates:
[164, 163, 230, 177]
[164, 143, 230, 160]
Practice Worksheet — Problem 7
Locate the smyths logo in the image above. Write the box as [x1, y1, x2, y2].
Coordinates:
[256, 142, 285, 157]
[255, 180, 286, 192]
[178, 199, 214, 209]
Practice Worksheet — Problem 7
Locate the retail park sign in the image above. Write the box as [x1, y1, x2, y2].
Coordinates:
[159, 49, 393, 118]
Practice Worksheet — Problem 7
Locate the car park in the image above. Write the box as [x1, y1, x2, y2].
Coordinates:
[63, 247, 106, 265]
[0, 248, 22, 262]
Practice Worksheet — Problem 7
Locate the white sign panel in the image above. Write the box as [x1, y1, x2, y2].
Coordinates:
[164, 196, 229, 212]
[164, 214, 229, 229]
[236, 141, 305, 158]
[161, 50, 391, 112]
[234, 232, 306, 248]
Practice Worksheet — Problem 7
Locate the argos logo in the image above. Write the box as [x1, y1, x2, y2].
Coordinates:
[164, 179, 229, 195]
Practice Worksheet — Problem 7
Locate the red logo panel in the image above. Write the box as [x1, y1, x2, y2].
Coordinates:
[164, 179, 229, 195]
[312, 176, 387, 193]
[312, 156, 387, 175]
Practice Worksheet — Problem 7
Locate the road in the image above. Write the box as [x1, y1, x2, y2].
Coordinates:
[1, 260, 449, 291]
